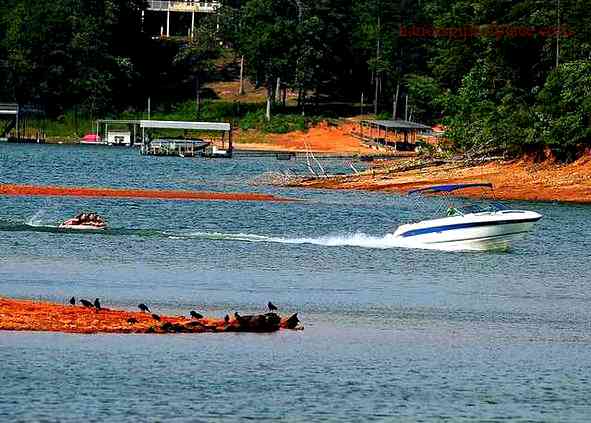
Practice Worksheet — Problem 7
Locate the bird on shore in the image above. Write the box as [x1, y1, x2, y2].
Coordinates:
[224, 314, 230, 324]
[268, 301, 278, 311]
[151, 313, 161, 321]
[190, 311, 203, 320]
[127, 318, 138, 325]
[69, 297, 75, 306]
[80, 299, 94, 308]
[94, 298, 101, 310]
[138, 303, 150, 313]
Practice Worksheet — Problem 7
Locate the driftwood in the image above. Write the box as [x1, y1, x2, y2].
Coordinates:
[155, 312, 301, 334]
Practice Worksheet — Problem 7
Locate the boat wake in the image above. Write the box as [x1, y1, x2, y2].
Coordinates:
[0, 219, 500, 252]
[172, 231, 510, 252]
[177, 231, 427, 250]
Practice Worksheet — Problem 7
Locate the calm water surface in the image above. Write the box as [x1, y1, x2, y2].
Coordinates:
[1, 143, 590, 422]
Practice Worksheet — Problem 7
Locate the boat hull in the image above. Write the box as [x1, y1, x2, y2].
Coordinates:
[58, 224, 106, 231]
[393, 211, 542, 251]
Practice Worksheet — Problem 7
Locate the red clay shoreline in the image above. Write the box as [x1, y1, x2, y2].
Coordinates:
[291, 157, 591, 203]
[0, 184, 296, 203]
[0, 297, 302, 334]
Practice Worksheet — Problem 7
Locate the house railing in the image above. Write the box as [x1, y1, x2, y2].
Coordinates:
[146, 0, 220, 13]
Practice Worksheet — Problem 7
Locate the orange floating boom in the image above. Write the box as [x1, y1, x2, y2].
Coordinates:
[0, 184, 296, 203]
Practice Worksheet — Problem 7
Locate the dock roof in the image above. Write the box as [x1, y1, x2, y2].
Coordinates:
[139, 120, 231, 131]
[0, 103, 18, 115]
[361, 119, 431, 131]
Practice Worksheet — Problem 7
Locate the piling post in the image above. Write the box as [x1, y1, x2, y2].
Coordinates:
[166, 10, 170, 37]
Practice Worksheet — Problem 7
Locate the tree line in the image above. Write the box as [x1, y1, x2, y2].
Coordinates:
[1, 0, 590, 158]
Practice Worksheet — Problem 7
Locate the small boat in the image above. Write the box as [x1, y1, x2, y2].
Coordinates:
[80, 134, 106, 145]
[58, 219, 107, 230]
[393, 183, 542, 251]
[276, 152, 295, 161]
[58, 214, 107, 230]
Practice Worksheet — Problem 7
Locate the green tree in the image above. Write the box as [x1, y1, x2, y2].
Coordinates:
[534, 60, 591, 159]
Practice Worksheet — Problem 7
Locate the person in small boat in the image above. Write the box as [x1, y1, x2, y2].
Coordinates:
[446, 205, 460, 217]
[68, 212, 103, 226]
[72, 213, 88, 224]
[90, 213, 105, 224]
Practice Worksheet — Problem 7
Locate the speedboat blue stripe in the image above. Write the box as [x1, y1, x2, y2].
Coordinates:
[398, 218, 541, 238]
[427, 230, 530, 244]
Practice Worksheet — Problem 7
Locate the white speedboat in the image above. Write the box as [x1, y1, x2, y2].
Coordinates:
[393, 183, 542, 251]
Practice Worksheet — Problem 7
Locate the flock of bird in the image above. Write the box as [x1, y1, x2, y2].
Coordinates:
[68, 297, 288, 326]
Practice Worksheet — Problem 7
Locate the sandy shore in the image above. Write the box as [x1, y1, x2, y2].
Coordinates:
[0, 297, 301, 334]
[0, 184, 296, 203]
[234, 121, 389, 155]
[292, 156, 591, 203]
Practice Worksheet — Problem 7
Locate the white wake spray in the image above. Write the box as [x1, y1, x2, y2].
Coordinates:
[178, 231, 422, 250]
[26, 209, 50, 227]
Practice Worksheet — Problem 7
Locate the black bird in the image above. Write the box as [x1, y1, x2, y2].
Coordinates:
[69, 297, 75, 306]
[190, 311, 203, 320]
[127, 318, 138, 325]
[268, 302, 278, 311]
[80, 299, 94, 308]
[138, 303, 150, 313]
[224, 314, 230, 324]
[151, 313, 161, 321]
[94, 298, 101, 310]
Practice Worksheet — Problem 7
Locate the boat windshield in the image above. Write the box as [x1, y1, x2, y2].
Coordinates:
[453, 201, 509, 216]
[403, 183, 508, 221]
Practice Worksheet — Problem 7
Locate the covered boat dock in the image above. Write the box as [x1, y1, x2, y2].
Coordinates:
[139, 120, 233, 158]
[352, 119, 432, 151]
[0, 103, 46, 143]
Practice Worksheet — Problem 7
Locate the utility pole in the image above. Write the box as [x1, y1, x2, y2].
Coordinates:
[239, 56, 245, 95]
[393, 82, 399, 120]
[374, 15, 381, 115]
[556, 0, 560, 68]
[405, 95, 408, 121]
[147, 97, 151, 120]
[361, 92, 365, 116]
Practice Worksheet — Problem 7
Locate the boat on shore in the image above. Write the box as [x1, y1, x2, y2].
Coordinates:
[393, 183, 542, 251]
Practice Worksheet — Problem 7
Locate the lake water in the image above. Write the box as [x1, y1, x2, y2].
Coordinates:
[1, 143, 590, 422]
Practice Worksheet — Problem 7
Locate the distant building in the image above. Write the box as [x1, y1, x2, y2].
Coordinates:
[143, 0, 221, 38]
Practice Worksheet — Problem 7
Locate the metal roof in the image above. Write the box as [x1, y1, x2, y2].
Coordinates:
[140, 120, 230, 131]
[362, 119, 432, 130]
[0, 103, 18, 115]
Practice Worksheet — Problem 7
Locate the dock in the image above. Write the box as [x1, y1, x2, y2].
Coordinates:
[351, 119, 432, 151]
[0, 103, 46, 143]
[139, 120, 233, 158]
